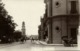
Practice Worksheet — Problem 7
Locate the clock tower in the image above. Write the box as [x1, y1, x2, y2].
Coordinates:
[22, 21, 26, 36]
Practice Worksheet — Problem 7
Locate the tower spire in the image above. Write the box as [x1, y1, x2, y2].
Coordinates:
[22, 21, 26, 36]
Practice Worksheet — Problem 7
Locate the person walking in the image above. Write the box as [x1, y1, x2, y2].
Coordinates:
[62, 36, 71, 46]
[31, 37, 34, 42]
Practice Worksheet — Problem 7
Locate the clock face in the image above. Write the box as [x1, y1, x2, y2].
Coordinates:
[55, 1, 60, 8]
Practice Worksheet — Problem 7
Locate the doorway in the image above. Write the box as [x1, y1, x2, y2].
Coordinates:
[70, 28, 77, 44]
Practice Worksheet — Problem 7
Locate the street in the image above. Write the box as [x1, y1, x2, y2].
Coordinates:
[0, 40, 78, 51]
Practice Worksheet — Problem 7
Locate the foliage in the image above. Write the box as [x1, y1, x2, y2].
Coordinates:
[14, 30, 22, 41]
[0, 2, 17, 43]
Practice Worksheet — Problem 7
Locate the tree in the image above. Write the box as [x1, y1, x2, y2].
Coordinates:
[14, 30, 22, 42]
[0, 1, 17, 43]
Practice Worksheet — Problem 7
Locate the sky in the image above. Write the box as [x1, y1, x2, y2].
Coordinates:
[2, 0, 45, 36]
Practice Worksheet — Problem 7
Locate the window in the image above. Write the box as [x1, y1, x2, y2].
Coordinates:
[70, 1, 77, 14]
[55, 2, 60, 8]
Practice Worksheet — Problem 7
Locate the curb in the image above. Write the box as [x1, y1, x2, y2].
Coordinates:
[38, 41, 77, 47]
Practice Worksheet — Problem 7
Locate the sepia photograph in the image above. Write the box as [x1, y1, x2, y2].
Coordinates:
[0, 0, 79, 51]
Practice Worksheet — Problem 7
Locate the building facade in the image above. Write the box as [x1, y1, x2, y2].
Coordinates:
[39, 0, 79, 44]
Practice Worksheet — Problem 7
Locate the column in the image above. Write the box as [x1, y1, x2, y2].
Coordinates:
[48, 19, 53, 44]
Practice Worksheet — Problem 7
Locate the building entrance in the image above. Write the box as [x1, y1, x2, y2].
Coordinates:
[70, 28, 77, 44]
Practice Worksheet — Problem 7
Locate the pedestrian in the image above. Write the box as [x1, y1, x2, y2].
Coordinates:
[62, 36, 70, 46]
[20, 37, 25, 44]
[31, 38, 34, 42]
[68, 37, 73, 46]
[46, 36, 48, 43]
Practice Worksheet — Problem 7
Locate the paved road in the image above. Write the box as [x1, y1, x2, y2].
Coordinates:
[0, 40, 44, 51]
[0, 40, 78, 51]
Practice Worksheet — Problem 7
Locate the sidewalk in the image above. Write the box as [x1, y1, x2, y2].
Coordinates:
[0, 42, 20, 49]
[33, 40, 63, 46]
[38, 40, 77, 47]
[39, 41, 64, 47]
[32, 40, 40, 45]
[34, 40, 79, 50]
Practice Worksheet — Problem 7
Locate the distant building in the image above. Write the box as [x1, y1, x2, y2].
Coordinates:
[30, 35, 38, 40]
[39, 0, 79, 44]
